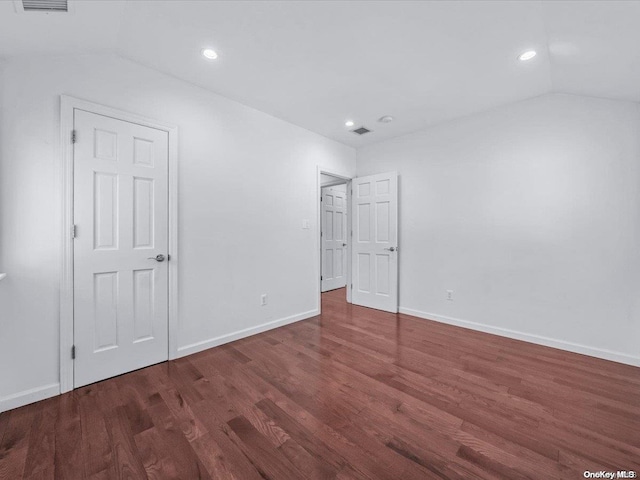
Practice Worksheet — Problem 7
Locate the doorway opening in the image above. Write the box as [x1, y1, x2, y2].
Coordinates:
[317, 169, 352, 312]
[321, 175, 348, 294]
[317, 169, 400, 315]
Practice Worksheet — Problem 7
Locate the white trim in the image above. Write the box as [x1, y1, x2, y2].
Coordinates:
[176, 309, 320, 358]
[399, 307, 640, 367]
[317, 166, 353, 311]
[0, 383, 60, 413]
[321, 179, 347, 188]
[167, 125, 179, 360]
[60, 97, 74, 393]
[59, 95, 179, 393]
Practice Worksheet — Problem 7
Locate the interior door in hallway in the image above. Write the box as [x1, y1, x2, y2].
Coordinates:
[351, 172, 398, 313]
[321, 186, 347, 292]
[73, 109, 169, 388]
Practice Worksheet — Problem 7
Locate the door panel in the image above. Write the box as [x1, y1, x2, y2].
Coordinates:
[94, 172, 118, 249]
[321, 186, 348, 292]
[351, 172, 398, 312]
[74, 109, 169, 388]
[133, 268, 155, 342]
[133, 177, 155, 248]
[93, 271, 118, 350]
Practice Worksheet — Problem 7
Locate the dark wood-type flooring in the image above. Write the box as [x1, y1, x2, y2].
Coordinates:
[1, 288, 640, 479]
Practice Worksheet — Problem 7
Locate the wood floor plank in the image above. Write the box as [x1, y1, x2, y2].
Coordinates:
[53, 393, 83, 479]
[1, 287, 639, 479]
[226, 415, 304, 480]
[22, 399, 57, 478]
[103, 405, 149, 479]
[76, 385, 117, 479]
[0, 404, 35, 479]
[135, 393, 211, 480]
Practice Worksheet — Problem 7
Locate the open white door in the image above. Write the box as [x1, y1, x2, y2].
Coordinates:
[321, 186, 347, 292]
[351, 172, 398, 313]
[73, 109, 169, 388]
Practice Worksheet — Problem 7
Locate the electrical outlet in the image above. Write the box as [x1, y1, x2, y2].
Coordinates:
[446, 290, 454, 301]
[261, 294, 268, 306]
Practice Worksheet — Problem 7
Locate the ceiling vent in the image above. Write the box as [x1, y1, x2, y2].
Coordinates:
[16, 0, 68, 12]
[352, 127, 372, 135]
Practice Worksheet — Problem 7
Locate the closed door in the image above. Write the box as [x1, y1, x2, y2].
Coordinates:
[321, 187, 348, 292]
[351, 172, 398, 313]
[73, 110, 169, 388]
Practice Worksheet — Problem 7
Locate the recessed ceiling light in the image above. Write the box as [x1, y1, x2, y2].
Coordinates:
[518, 50, 537, 61]
[345, 120, 354, 127]
[378, 115, 394, 123]
[202, 48, 218, 60]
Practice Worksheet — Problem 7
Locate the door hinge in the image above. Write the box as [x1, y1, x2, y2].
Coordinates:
[71, 345, 76, 359]
[320, 196, 323, 202]
[71, 130, 77, 144]
[350, 283, 353, 289]
[72, 224, 77, 238]
[321, 276, 323, 280]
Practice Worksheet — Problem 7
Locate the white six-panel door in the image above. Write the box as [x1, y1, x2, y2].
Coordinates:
[351, 172, 398, 312]
[73, 110, 169, 388]
[321, 186, 348, 292]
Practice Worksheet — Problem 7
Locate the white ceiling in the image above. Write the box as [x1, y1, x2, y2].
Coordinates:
[1, 0, 639, 147]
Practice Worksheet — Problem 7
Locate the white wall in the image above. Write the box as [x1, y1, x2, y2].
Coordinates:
[0, 54, 355, 409]
[357, 93, 640, 365]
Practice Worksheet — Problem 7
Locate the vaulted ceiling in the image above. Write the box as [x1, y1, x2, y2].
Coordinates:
[1, 0, 638, 147]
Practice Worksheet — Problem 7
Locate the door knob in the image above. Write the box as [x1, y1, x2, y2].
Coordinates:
[342, 243, 347, 247]
[148, 254, 166, 262]
[384, 247, 397, 252]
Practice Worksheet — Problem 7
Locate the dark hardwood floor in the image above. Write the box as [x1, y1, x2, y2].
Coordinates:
[1, 288, 639, 479]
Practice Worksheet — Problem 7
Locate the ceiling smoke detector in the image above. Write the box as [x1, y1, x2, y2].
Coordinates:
[351, 127, 372, 135]
[378, 115, 394, 123]
[16, 0, 69, 12]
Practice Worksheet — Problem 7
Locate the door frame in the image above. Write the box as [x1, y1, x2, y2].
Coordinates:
[317, 166, 352, 312]
[59, 95, 179, 393]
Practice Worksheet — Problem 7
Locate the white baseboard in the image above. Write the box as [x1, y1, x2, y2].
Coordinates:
[0, 310, 319, 413]
[399, 307, 640, 367]
[177, 309, 320, 358]
[0, 383, 60, 413]
[6, 307, 634, 414]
